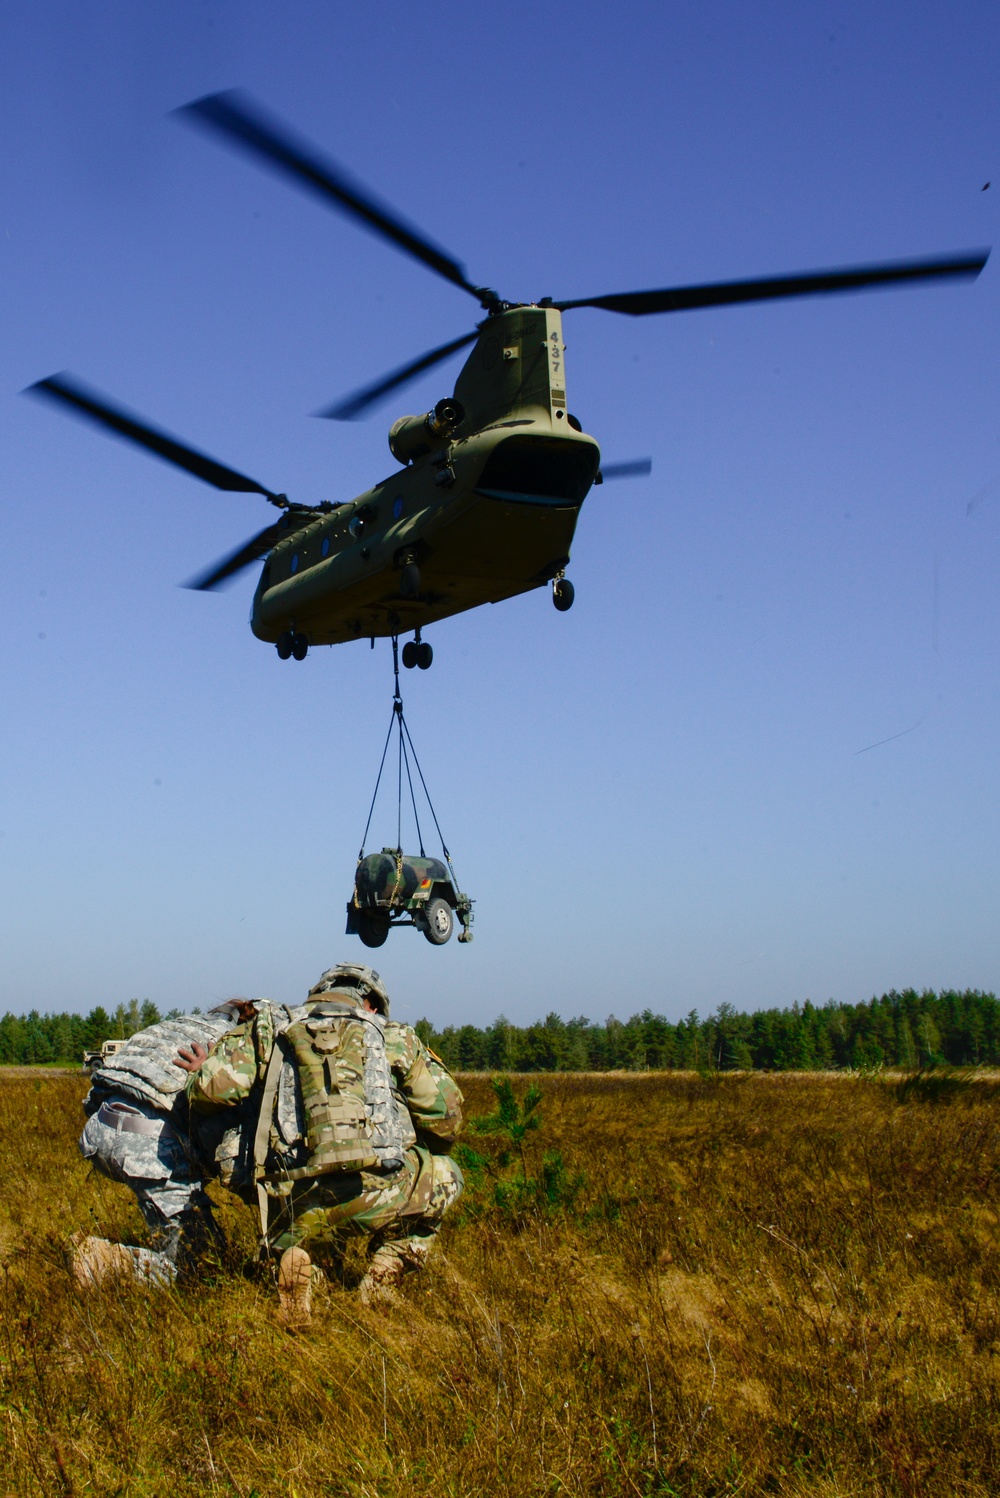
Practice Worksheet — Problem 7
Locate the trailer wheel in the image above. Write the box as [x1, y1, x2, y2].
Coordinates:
[422, 897, 453, 945]
[357, 910, 390, 948]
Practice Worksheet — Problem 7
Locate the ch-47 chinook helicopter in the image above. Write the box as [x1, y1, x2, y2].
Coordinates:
[28, 91, 989, 669]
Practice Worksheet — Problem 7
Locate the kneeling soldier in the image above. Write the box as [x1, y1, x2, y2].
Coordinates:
[179, 963, 463, 1322]
[73, 1004, 241, 1288]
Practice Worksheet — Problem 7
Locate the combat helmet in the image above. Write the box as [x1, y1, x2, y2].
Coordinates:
[307, 963, 390, 1016]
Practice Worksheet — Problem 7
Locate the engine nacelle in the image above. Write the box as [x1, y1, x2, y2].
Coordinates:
[388, 398, 465, 465]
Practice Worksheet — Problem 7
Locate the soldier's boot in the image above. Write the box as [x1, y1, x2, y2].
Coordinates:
[69, 1235, 133, 1289]
[69, 1234, 176, 1291]
[277, 1246, 314, 1328]
[358, 1247, 409, 1307]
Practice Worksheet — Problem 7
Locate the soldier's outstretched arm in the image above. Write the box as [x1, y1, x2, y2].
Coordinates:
[185, 1021, 259, 1112]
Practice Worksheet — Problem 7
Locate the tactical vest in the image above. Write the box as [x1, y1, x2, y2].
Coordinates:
[265, 999, 404, 1180]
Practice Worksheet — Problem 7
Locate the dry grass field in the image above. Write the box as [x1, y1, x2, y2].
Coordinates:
[0, 1069, 998, 1497]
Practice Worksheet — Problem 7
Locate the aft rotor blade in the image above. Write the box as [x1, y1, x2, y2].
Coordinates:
[554, 250, 990, 317]
[184, 512, 313, 590]
[25, 373, 286, 505]
[177, 90, 483, 300]
[315, 329, 479, 421]
[600, 458, 652, 480]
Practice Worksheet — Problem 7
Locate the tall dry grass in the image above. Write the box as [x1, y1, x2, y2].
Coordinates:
[0, 1069, 998, 1496]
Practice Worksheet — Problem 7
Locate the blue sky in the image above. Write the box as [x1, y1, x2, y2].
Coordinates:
[2, 0, 998, 1029]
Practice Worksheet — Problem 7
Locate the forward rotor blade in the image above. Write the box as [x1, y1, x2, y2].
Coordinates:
[177, 90, 482, 300]
[554, 250, 990, 317]
[25, 373, 285, 504]
[184, 511, 314, 590]
[315, 330, 478, 421]
[600, 458, 652, 480]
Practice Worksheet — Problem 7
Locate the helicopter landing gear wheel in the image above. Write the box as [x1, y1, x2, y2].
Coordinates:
[399, 562, 421, 599]
[401, 640, 419, 669]
[357, 909, 390, 948]
[416, 641, 433, 670]
[552, 578, 575, 612]
[422, 898, 453, 945]
[291, 633, 309, 661]
[276, 631, 294, 660]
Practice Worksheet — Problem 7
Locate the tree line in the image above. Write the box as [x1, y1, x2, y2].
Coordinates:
[0, 999, 168, 1066]
[415, 988, 1000, 1072]
[1, 988, 997, 1071]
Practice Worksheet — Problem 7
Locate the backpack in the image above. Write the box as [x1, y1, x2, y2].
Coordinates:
[261, 1000, 405, 1181]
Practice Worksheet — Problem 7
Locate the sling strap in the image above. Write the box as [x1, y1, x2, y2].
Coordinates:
[253, 1036, 288, 1246]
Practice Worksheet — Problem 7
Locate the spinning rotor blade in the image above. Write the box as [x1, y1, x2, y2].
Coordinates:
[177, 91, 484, 301]
[600, 458, 652, 480]
[554, 250, 990, 317]
[184, 514, 311, 591]
[25, 373, 287, 506]
[316, 330, 479, 421]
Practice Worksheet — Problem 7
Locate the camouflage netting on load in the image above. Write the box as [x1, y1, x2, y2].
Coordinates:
[354, 852, 451, 908]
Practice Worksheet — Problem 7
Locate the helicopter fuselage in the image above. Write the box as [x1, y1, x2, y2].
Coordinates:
[250, 306, 600, 646]
[29, 90, 988, 658]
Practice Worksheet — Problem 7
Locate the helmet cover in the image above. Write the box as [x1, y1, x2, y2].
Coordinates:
[308, 963, 390, 1016]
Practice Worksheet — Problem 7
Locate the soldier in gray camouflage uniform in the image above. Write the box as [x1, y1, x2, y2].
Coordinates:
[73, 1003, 244, 1289]
[182, 964, 464, 1319]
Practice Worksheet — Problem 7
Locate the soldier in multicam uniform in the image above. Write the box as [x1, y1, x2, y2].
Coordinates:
[179, 963, 464, 1320]
[72, 1003, 244, 1289]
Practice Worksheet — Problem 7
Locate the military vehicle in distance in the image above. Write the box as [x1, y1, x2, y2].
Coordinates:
[82, 1038, 127, 1074]
[347, 849, 473, 947]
